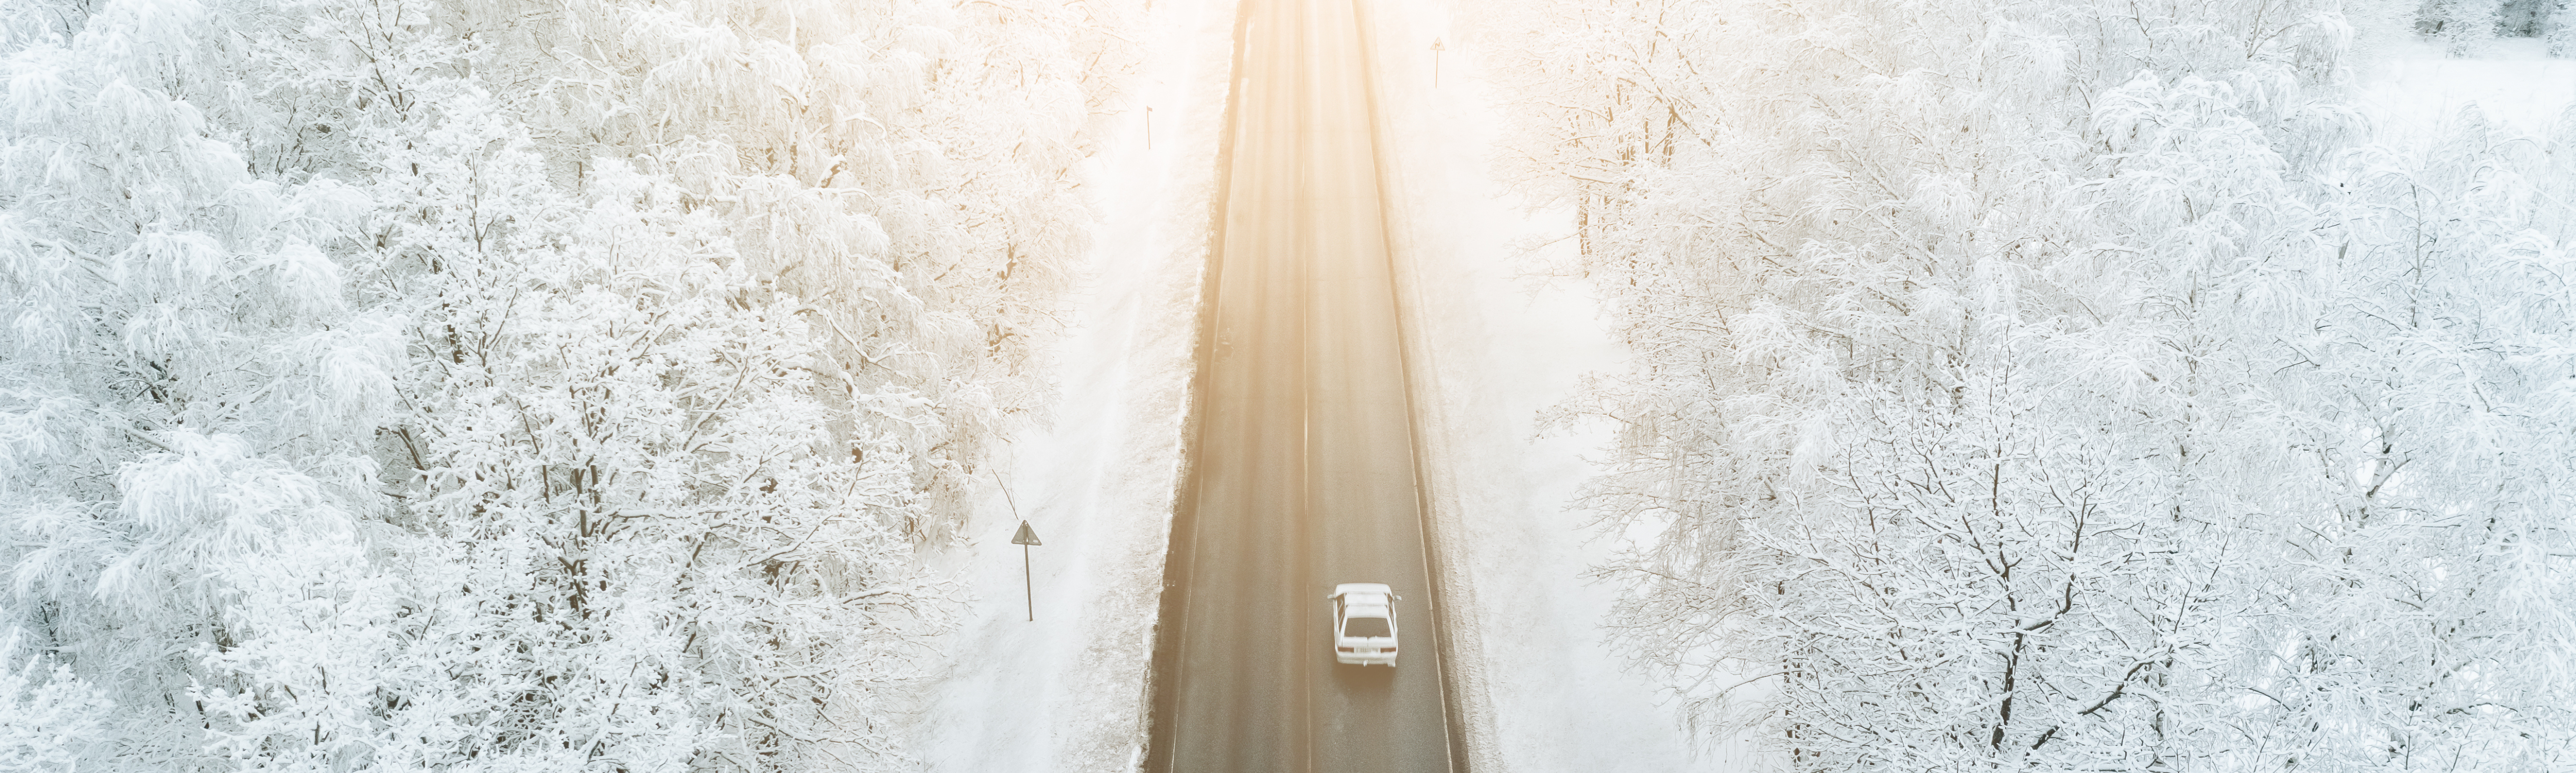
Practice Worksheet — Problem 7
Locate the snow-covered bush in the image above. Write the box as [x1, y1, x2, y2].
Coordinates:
[1490, 0, 2574, 766]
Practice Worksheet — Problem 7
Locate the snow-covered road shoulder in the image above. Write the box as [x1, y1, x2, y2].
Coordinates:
[906, 0, 1235, 770]
[1358, 1, 1700, 770]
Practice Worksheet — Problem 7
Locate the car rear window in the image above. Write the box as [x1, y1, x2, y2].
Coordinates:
[1343, 616, 1391, 638]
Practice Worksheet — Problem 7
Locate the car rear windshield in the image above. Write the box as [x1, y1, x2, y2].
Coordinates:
[1343, 616, 1391, 639]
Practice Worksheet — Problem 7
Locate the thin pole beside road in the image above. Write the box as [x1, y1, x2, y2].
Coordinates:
[1013, 520, 1043, 621]
[998, 470, 1041, 622]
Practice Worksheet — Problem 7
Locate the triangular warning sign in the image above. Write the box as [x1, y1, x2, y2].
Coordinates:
[1011, 520, 1042, 546]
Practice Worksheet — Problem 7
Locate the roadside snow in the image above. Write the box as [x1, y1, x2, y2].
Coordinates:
[1359, 1, 1704, 770]
[906, 0, 1234, 770]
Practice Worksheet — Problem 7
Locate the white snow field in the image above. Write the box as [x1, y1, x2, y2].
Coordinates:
[2361, 36, 2576, 136]
[913, 0, 1693, 770]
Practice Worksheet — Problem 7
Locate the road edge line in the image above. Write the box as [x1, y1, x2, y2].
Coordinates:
[1138, 0, 1254, 770]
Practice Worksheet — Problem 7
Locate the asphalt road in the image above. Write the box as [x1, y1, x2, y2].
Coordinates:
[1146, 0, 1455, 771]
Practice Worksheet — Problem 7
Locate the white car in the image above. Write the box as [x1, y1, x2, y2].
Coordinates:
[1328, 582, 1401, 666]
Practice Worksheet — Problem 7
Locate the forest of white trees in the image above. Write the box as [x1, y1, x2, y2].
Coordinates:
[1490, 0, 2576, 769]
[0, 0, 1129, 768]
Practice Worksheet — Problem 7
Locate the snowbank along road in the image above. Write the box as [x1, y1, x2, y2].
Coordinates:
[1145, 0, 1458, 770]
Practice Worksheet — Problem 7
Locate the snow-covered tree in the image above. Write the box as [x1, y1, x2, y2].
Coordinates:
[2419, 0, 2504, 55]
[2541, 0, 2576, 55]
[0, 629, 111, 770]
[337, 1, 1127, 764]
[1, 0, 411, 765]
[1491, 0, 2575, 767]
[454, 0, 1124, 544]
[2225, 105, 2576, 771]
[1, 0, 1129, 767]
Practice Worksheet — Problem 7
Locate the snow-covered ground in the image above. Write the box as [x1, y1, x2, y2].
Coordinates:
[2359, 37, 2576, 136]
[906, 0, 1234, 770]
[1357, 2, 1704, 770]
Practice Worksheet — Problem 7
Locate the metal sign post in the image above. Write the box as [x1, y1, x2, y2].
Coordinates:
[994, 469, 1039, 621]
[1012, 520, 1042, 621]
[1431, 38, 1445, 87]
